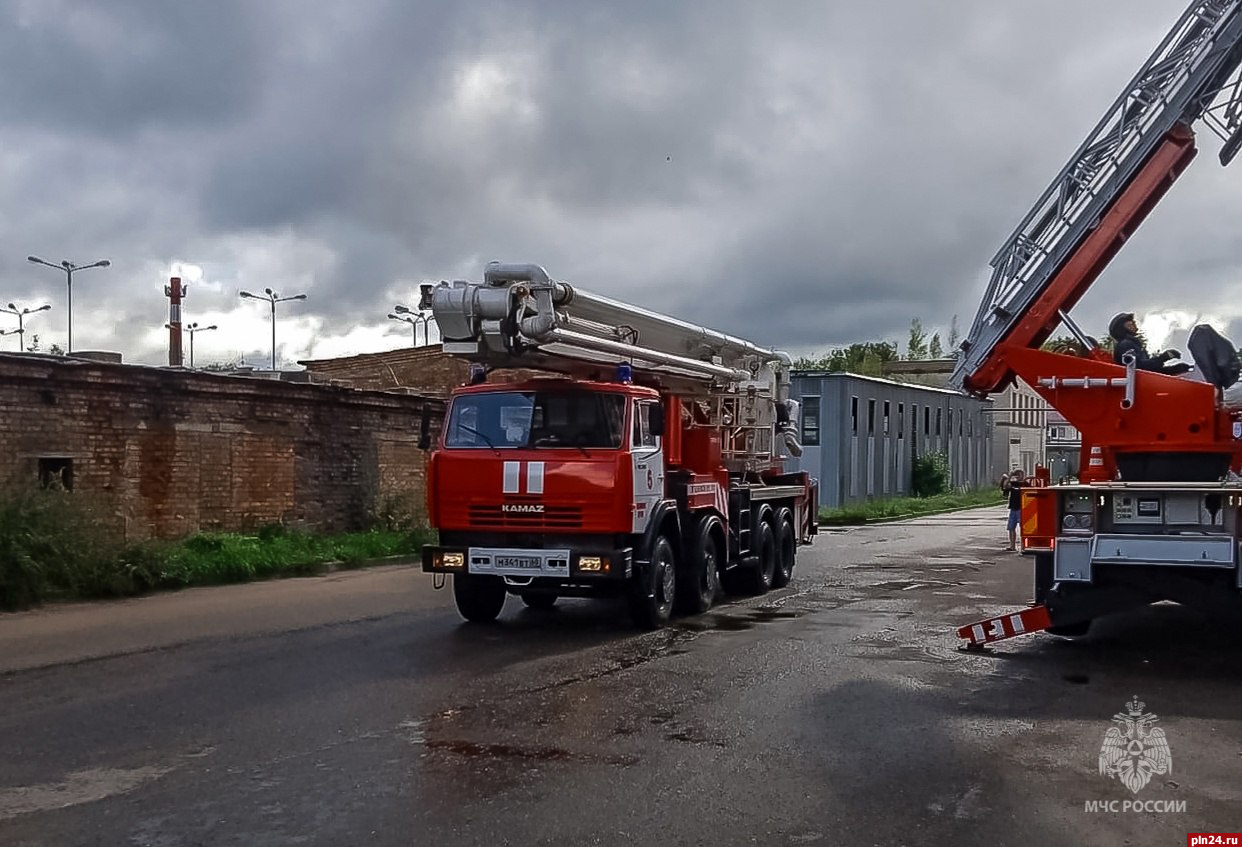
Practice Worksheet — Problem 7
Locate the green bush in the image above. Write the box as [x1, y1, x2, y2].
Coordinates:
[0, 478, 437, 611]
[911, 450, 952, 497]
[0, 480, 138, 609]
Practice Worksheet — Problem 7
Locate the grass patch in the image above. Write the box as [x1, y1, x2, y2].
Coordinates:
[819, 488, 1002, 526]
[156, 527, 435, 588]
[0, 480, 435, 612]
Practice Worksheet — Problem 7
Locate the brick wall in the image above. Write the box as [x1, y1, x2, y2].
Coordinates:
[299, 345, 558, 397]
[0, 353, 444, 540]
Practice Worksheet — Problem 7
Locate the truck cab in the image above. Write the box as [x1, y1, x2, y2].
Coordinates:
[423, 376, 673, 618]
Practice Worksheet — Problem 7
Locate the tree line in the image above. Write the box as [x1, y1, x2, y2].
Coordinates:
[793, 316, 960, 375]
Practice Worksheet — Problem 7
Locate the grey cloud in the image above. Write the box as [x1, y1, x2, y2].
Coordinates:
[2, 0, 1239, 369]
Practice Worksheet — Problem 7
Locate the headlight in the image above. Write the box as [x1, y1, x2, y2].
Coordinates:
[577, 555, 609, 573]
[437, 551, 465, 568]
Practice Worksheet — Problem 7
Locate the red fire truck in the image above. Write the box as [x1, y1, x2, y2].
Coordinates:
[952, 0, 1242, 646]
[419, 262, 818, 628]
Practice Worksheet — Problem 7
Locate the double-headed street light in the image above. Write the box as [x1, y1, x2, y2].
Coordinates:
[1, 302, 51, 351]
[27, 256, 110, 354]
[392, 304, 432, 345]
[239, 287, 307, 371]
[185, 322, 218, 370]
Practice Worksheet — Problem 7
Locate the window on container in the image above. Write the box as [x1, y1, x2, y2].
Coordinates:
[897, 403, 904, 439]
[948, 409, 953, 437]
[924, 407, 930, 435]
[801, 396, 821, 446]
[867, 399, 876, 435]
[883, 400, 890, 435]
[851, 396, 858, 435]
[936, 408, 942, 436]
[958, 408, 963, 435]
[39, 457, 74, 491]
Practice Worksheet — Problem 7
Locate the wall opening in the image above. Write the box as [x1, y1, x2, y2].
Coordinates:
[39, 457, 74, 491]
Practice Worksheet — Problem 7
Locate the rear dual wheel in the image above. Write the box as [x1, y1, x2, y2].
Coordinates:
[772, 509, 797, 589]
[677, 517, 722, 615]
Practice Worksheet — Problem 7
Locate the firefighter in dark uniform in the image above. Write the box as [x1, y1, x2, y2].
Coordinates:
[1108, 312, 1192, 375]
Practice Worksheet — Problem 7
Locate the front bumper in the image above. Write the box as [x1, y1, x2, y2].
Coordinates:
[423, 545, 632, 580]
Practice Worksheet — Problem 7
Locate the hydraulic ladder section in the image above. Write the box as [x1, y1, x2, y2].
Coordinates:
[421, 262, 788, 395]
[951, 0, 1242, 397]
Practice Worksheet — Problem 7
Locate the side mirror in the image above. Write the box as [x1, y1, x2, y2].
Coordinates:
[650, 404, 665, 438]
[418, 403, 432, 450]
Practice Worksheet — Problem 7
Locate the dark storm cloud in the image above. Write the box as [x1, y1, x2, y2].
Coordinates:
[2, 0, 1238, 365]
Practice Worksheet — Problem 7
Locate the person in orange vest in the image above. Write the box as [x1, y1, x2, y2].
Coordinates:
[1001, 468, 1026, 551]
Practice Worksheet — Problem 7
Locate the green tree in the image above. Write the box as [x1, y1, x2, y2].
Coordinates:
[793, 341, 899, 376]
[929, 333, 943, 359]
[906, 318, 929, 360]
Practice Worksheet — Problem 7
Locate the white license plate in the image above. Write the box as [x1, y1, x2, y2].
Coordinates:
[496, 556, 542, 570]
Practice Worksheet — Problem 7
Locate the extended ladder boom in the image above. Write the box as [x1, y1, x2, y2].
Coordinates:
[423, 262, 788, 392]
[952, 0, 1242, 396]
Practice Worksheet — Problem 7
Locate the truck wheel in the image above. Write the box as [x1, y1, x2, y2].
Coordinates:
[452, 574, 506, 623]
[677, 517, 722, 614]
[744, 521, 777, 595]
[772, 509, 796, 589]
[521, 594, 557, 610]
[629, 535, 676, 629]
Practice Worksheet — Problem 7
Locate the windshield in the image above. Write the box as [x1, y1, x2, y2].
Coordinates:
[445, 390, 627, 449]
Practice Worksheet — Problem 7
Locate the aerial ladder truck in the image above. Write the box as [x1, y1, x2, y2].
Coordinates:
[952, 0, 1242, 647]
[417, 262, 818, 628]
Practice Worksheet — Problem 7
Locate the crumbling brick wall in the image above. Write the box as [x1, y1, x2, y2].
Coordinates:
[0, 353, 444, 540]
[299, 345, 558, 396]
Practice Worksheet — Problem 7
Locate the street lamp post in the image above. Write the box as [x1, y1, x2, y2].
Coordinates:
[185, 322, 218, 369]
[393, 304, 432, 345]
[27, 256, 110, 354]
[239, 287, 306, 371]
[388, 311, 419, 346]
[1, 302, 52, 351]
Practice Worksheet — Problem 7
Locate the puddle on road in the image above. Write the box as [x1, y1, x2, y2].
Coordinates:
[425, 739, 574, 762]
[672, 606, 804, 633]
[423, 738, 639, 768]
[870, 579, 964, 592]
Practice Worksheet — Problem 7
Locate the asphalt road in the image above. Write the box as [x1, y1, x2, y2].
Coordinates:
[2, 507, 1240, 846]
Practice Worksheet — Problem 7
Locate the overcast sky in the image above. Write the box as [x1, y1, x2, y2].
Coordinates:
[2, 0, 1240, 371]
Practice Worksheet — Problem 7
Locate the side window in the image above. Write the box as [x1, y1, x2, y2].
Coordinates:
[633, 402, 658, 449]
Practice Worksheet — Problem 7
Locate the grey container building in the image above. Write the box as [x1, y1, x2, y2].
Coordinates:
[788, 372, 995, 509]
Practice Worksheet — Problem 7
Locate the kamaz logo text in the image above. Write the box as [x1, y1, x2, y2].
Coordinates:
[502, 504, 545, 514]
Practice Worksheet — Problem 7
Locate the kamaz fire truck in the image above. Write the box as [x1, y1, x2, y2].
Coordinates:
[418, 262, 818, 628]
[953, 0, 1242, 647]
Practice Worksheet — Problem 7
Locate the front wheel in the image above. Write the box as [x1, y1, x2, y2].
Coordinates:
[629, 535, 677, 629]
[453, 574, 506, 623]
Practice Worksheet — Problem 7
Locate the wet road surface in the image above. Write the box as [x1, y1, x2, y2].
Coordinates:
[1, 507, 1240, 845]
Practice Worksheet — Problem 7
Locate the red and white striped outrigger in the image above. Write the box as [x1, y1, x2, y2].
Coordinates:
[958, 606, 1052, 650]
